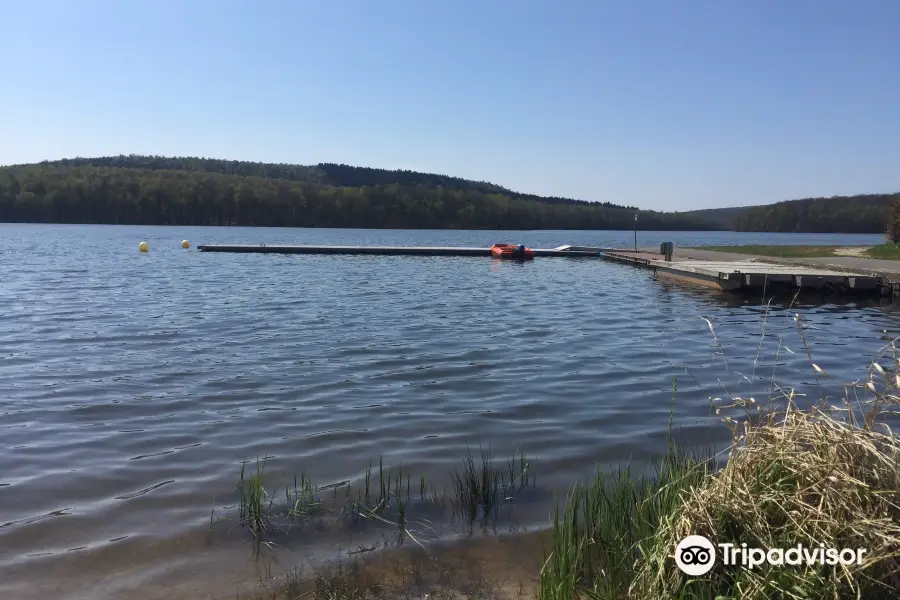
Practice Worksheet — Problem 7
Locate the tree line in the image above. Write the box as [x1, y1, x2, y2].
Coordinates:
[0, 161, 719, 230]
[732, 193, 898, 233]
[888, 197, 900, 242]
[5, 155, 893, 233]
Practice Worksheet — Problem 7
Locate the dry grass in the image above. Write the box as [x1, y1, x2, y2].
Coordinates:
[633, 407, 900, 599]
[626, 327, 900, 599]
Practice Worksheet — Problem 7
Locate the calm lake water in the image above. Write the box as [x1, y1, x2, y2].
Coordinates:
[0, 225, 896, 599]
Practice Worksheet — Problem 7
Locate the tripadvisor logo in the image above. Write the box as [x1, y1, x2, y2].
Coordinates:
[675, 535, 867, 576]
[675, 535, 716, 576]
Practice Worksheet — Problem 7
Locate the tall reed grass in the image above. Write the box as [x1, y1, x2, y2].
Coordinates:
[451, 447, 532, 524]
[539, 442, 713, 600]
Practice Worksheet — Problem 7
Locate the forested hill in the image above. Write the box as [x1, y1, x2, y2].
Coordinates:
[0, 155, 720, 230]
[3, 155, 891, 232]
[732, 193, 899, 233]
[676, 206, 754, 230]
[26, 155, 629, 208]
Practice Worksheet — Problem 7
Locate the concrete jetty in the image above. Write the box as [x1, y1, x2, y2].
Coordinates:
[602, 249, 884, 294]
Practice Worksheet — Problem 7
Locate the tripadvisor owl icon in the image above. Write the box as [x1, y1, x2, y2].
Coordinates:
[675, 535, 716, 576]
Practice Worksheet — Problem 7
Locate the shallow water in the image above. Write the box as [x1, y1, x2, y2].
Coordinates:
[1, 225, 896, 599]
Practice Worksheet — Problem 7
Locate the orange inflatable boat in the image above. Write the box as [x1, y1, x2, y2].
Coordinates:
[490, 243, 535, 260]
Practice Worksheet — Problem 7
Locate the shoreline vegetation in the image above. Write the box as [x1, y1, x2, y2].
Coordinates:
[726, 194, 898, 234]
[226, 316, 900, 600]
[0, 155, 897, 233]
[694, 244, 900, 261]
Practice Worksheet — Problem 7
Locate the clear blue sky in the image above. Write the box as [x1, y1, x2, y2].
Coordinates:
[2, 0, 898, 210]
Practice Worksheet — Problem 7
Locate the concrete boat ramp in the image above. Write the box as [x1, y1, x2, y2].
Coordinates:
[602, 250, 883, 295]
[196, 243, 887, 296]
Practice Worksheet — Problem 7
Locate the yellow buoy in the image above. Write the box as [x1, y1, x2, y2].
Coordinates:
[181, 240, 190, 249]
[139, 241, 149, 253]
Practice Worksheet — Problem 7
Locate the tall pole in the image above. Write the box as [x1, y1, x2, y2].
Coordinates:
[634, 212, 638, 253]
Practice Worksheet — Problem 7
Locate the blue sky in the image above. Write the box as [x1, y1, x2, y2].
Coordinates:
[1, 0, 898, 210]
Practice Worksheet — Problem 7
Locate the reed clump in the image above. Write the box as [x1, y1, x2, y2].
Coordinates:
[451, 447, 532, 524]
[237, 457, 272, 538]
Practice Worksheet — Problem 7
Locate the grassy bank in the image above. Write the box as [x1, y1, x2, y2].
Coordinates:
[230, 335, 900, 600]
[864, 243, 900, 260]
[696, 244, 900, 260]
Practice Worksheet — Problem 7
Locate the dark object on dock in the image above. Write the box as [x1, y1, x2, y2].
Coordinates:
[659, 241, 674, 262]
[196, 244, 606, 258]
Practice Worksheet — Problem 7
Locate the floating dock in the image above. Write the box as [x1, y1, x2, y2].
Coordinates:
[196, 244, 607, 257]
[195, 243, 887, 296]
[603, 250, 884, 294]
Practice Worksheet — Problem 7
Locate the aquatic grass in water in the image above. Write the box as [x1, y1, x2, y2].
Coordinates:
[237, 456, 272, 538]
[232, 450, 534, 546]
[451, 447, 532, 524]
[286, 471, 322, 522]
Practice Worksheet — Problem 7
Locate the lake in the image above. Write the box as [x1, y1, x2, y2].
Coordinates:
[1, 224, 896, 599]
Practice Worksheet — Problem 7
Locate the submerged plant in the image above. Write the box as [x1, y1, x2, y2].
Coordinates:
[237, 456, 271, 537]
[232, 447, 536, 553]
[451, 446, 532, 524]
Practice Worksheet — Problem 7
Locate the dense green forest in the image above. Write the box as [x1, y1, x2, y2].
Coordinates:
[677, 206, 756, 230]
[33, 156, 624, 208]
[2, 155, 895, 232]
[0, 155, 719, 230]
[888, 197, 900, 242]
[731, 194, 898, 233]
